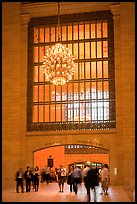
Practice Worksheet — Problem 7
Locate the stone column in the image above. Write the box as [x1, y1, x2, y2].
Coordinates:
[20, 13, 31, 167]
[109, 4, 123, 186]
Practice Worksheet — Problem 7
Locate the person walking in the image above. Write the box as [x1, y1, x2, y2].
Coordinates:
[15, 168, 24, 193]
[72, 166, 82, 195]
[45, 165, 51, 184]
[86, 165, 99, 202]
[57, 165, 66, 193]
[100, 164, 110, 195]
[24, 166, 32, 193]
[67, 165, 74, 192]
[34, 166, 40, 192]
[82, 164, 90, 193]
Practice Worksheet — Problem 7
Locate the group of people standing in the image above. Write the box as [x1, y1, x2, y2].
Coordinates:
[15, 166, 40, 193]
[15, 163, 110, 202]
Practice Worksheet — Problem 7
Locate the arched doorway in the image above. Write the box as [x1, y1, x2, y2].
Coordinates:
[33, 144, 110, 171]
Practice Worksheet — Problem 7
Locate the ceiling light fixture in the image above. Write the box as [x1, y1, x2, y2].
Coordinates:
[43, 2, 75, 85]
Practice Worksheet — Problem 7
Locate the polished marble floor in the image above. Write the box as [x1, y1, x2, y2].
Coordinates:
[2, 181, 135, 202]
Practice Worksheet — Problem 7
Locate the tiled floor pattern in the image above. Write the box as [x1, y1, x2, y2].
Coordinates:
[2, 182, 134, 202]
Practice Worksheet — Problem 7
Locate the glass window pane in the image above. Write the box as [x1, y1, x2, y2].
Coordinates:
[50, 105, 55, 122]
[62, 84, 67, 101]
[34, 66, 38, 82]
[80, 102, 85, 121]
[33, 85, 38, 102]
[97, 41, 102, 58]
[74, 63, 78, 79]
[79, 43, 84, 59]
[103, 41, 108, 58]
[33, 105, 38, 122]
[68, 24, 72, 40]
[50, 85, 55, 101]
[74, 102, 79, 121]
[45, 27, 50, 42]
[85, 42, 90, 59]
[68, 103, 73, 121]
[86, 102, 91, 121]
[68, 83, 73, 100]
[74, 43, 78, 59]
[56, 86, 61, 101]
[97, 62, 102, 78]
[39, 66, 44, 82]
[51, 27, 55, 42]
[98, 82, 102, 99]
[103, 61, 108, 78]
[85, 22, 90, 39]
[79, 23, 84, 39]
[34, 27, 38, 43]
[68, 44, 72, 54]
[73, 23, 78, 40]
[40, 28, 44, 42]
[91, 42, 96, 58]
[62, 104, 67, 121]
[34, 47, 38, 62]
[39, 85, 44, 102]
[45, 85, 49, 101]
[91, 62, 96, 78]
[80, 83, 84, 100]
[39, 46, 44, 62]
[45, 105, 49, 122]
[56, 104, 61, 121]
[92, 82, 96, 99]
[85, 82, 91, 99]
[74, 83, 78, 100]
[39, 105, 43, 122]
[92, 101, 97, 120]
[91, 23, 95, 39]
[85, 62, 90, 79]
[104, 81, 109, 98]
[62, 25, 66, 41]
[79, 62, 84, 79]
[97, 22, 101, 38]
[103, 21, 108, 37]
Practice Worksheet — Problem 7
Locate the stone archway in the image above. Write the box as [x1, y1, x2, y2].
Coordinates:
[33, 144, 110, 171]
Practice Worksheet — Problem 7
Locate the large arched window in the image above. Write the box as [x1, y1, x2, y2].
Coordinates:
[27, 10, 115, 131]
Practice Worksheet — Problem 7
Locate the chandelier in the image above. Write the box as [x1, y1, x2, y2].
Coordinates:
[43, 2, 75, 86]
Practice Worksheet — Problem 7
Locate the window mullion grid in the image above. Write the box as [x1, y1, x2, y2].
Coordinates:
[78, 22, 80, 128]
[95, 21, 98, 129]
[101, 20, 104, 129]
[89, 21, 92, 126]
[72, 22, 74, 126]
[38, 27, 40, 124]
[84, 21, 86, 127]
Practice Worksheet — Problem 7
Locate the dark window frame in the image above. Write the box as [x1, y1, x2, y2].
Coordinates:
[27, 10, 116, 131]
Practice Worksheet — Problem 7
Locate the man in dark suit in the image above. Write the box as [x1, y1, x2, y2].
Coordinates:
[24, 166, 32, 192]
[86, 165, 99, 202]
[16, 168, 24, 193]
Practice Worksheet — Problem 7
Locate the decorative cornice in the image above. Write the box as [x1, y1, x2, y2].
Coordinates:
[21, 13, 31, 26]
[110, 3, 120, 17]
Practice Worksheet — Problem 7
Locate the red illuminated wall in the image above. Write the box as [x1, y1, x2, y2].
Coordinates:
[34, 146, 109, 171]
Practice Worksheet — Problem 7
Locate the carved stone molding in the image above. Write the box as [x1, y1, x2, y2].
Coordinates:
[21, 13, 31, 26]
[110, 4, 120, 17]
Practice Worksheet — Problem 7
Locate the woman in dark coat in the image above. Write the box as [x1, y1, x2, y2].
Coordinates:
[67, 165, 74, 192]
[33, 166, 39, 191]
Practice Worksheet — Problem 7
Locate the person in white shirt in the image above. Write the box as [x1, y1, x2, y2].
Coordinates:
[100, 164, 110, 195]
[82, 165, 90, 192]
